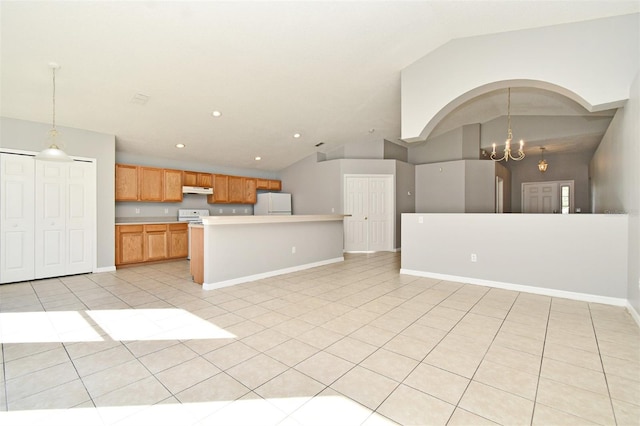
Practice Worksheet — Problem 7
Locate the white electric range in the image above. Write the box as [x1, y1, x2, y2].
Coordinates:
[178, 209, 209, 259]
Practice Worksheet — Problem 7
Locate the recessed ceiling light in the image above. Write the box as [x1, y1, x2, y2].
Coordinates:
[293, 133, 301, 138]
[131, 93, 149, 105]
[212, 111, 222, 117]
[255, 156, 261, 161]
[175, 143, 185, 148]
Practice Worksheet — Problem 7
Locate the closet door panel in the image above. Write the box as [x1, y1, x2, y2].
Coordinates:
[0, 154, 35, 283]
[66, 162, 94, 274]
[35, 161, 66, 279]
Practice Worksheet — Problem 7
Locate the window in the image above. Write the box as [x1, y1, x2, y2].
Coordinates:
[561, 185, 570, 214]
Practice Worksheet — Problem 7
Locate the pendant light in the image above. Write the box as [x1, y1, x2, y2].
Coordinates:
[491, 88, 525, 162]
[538, 147, 548, 173]
[35, 62, 72, 162]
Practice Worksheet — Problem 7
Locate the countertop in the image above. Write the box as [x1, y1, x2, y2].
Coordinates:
[201, 214, 348, 225]
[115, 217, 182, 225]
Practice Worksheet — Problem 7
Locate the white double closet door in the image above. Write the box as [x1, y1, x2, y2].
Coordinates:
[1, 153, 95, 284]
[343, 174, 394, 252]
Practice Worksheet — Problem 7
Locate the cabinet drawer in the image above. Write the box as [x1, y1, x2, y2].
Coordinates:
[144, 224, 168, 232]
[168, 223, 188, 231]
[118, 225, 144, 233]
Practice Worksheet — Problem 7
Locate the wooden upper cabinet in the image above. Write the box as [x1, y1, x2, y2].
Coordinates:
[268, 180, 282, 191]
[197, 173, 213, 188]
[115, 164, 139, 201]
[163, 169, 183, 202]
[183, 171, 198, 186]
[256, 178, 281, 191]
[209, 174, 229, 203]
[184, 171, 213, 188]
[138, 167, 164, 201]
[256, 178, 269, 190]
[227, 176, 244, 203]
[244, 178, 257, 204]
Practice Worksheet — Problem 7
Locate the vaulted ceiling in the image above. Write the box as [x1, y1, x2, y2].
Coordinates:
[1, 1, 638, 171]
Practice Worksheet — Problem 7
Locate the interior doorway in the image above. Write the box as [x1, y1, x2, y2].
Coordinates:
[522, 180, 574, 213]
[343, 174, 394, 252]
[495, 176, 504, 213]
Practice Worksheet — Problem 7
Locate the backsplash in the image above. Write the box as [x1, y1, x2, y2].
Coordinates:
[115, 194, 254, 218]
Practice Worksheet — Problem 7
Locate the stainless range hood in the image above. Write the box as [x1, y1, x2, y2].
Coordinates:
[182, 186, 213, 195]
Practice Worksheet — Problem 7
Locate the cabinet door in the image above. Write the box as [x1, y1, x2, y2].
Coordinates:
[116, 225, 144, 265]
[183, 171, 198, 186]
[244, 178, 257, 204]
[209, 174, 229, 203]
[115, 164, 139, 201]
[228, 176, 244, 203]
[168, 223, 188, 258]
[0, 153, 35, 283]
[256, 178, 269, 190]
[268, 180, 282, 191]
[197, 173, 213, 188]
[139, 167, 164, 201]
[144, 224, 167, 261]
[164, 169, 183, 202]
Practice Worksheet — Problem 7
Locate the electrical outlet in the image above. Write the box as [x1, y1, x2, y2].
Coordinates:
[291, 246, 296, 254]
[218, 209, 223, 214]
[331, 207, 335, 213]
[244, 208, 248, 214]
[418, 216, 424, 224]
[471, 253, 477, 262]
[135, 208, 140, 214]
[164, 208, 169, 214]
[232, 209, 236, 214]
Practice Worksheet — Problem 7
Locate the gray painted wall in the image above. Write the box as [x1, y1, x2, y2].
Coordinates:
[408, 127, 463, 164]
[591, 71, 640, 314]
[280, 152, 414, 249]
[203, 220, 344, 286]
[465, 160, 495, 213]
[415, 160, 466, 213]
[506, 150, 592, 213]
[1, 117, 115, 269]
[401, 213, 628, 299]
[383, 139, 408, 162]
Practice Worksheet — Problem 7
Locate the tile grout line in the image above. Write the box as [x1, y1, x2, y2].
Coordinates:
[587, 303, 619, 425]
[528, 297, 553, 426]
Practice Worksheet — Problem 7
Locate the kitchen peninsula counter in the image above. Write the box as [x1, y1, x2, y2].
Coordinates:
[192, 215, 347, 290]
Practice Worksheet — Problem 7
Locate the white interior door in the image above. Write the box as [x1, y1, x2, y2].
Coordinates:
[522, 181, 575, 214]
[344, 175, 393, 252]
[35, 161, 67, 278]
[1, 154, 35, 283]
[344, 177, 369, 251]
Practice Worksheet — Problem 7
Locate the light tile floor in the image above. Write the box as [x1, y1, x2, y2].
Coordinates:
[0, 252, 639, 425]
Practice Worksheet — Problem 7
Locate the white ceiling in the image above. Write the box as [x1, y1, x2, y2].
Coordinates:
[1, 1, 638, 171]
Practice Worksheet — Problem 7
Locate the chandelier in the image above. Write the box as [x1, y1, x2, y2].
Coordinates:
[491, 88, 525, 162]
[538, 147, 548, 173]
[35, 62, 72, 162]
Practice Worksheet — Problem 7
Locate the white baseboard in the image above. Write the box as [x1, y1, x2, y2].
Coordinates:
[203, 257, 344, 290]
[627, 301, 640, 328]
[400, 269, 628, 307]
[93, 266, 116, 273]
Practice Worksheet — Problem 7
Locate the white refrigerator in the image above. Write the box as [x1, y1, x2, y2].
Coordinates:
[254, 193, 292, 215]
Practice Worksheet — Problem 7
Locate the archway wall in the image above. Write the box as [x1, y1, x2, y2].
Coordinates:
[401, 13, 639, 142]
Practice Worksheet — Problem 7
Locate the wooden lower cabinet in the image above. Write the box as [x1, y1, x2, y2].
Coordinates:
[116, 225, 145, 265]
[116, 223, 189, 266]
[168, 223, 188, 258]
[190, 227, 204, 284]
